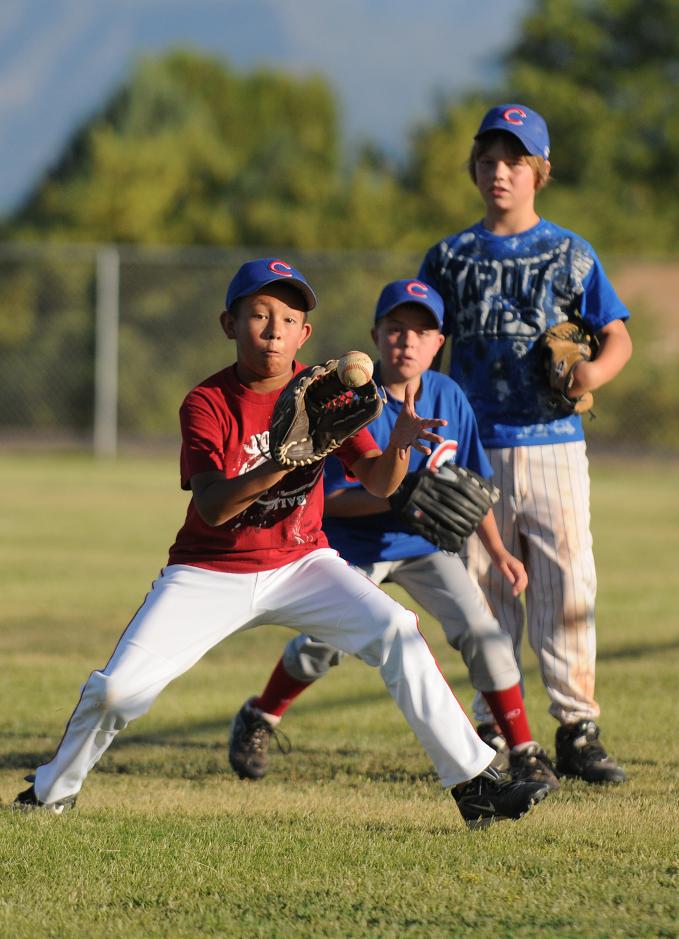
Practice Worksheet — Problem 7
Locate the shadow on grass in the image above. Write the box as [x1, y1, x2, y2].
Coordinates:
[513, 636, 679, 673]
[0, 740, 439, 784]
[596, 638, 679, 661]
[0, 687, 389, 773]
[2, 638, 677, 778]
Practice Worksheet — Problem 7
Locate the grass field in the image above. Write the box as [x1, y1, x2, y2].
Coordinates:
[1, 453, 677, 939]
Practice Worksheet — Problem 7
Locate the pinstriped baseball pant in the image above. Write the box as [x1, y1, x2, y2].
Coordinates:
[467, 441, 599, 725]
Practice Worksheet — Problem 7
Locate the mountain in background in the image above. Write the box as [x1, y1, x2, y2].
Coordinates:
[0, 0, 527, 211]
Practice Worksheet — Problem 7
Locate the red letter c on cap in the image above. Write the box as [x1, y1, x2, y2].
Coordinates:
[502, 107, 526, 126]
[269, 260, 293, 277]
[406, 281, 428, 299]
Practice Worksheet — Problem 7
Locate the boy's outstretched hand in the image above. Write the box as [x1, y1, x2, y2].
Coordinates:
[389, 383, 447, 459]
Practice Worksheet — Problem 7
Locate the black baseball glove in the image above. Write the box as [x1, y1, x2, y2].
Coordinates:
[541, 321, 596, 415]
[389, 463, 501, 553]
[269, 360, 384, 468]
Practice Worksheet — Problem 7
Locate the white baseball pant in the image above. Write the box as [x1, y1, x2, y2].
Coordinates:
[282, 551, 521, 691]
[34, 549, 494, 803]
[467, 441, 599, 725]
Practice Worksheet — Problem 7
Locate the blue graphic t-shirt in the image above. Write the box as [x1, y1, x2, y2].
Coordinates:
[418, 219, 630, 447]
[323, 367, 493, 566]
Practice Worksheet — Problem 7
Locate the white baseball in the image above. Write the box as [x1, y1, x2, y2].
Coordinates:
[337, 351, 374, 388]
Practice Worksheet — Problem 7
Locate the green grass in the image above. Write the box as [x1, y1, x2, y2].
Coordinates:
[0, 453, 677, 939]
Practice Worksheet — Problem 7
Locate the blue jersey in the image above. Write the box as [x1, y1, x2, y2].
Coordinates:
[418, 219, 630, 448]
[323, 367, 493, 566]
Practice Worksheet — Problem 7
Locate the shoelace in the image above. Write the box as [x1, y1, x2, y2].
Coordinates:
[514, 746, 556, 771]
[245, 716, 292, 755]
[270, 725, 292, 755]
[456, 765, 504, 797]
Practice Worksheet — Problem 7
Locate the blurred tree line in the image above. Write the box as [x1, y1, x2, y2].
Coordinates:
[1, 0, 678, 448]
[8, 0, 679, 253]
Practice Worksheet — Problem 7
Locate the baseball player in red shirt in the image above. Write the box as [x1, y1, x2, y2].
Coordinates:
[229, 279, 559, 791]
[13, 258, 550, 827]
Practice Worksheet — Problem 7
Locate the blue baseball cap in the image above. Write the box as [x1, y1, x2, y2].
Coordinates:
[475, 104, 550, 160]
[225, 257, 317, 312]
[374, 279, 444, 328]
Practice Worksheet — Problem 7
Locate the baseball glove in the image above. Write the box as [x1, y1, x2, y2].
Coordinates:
[269, 360, 383, 468]
[541, 321, 596, 415]
[388, 463, 501, 553]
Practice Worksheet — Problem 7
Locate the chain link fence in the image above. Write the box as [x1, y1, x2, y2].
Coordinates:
[1, 242, 677, 455]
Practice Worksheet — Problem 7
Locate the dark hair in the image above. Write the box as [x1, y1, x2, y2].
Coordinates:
[468, 131, 551, 191]
[226, 292, 309, 322]
[227, 297, 245, 318]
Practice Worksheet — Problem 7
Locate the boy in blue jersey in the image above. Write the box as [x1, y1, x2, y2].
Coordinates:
[229, 278, 560, 792]
[417, 104, 633, 783]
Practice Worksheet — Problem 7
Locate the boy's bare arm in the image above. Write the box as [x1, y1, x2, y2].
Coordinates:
[324, 487, 389, 517]
[349, 384, 446, 498]
[569, 319, 632, 397]
[190, 463, 290, 526]
[476, 510, 527, 597]
[347, 444, 408, 500]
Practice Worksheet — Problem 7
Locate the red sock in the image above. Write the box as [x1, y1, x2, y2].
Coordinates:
[252, 658, 314, 718]
[482, 684, 533, 748]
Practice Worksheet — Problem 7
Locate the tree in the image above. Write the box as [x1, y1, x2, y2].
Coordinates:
[502, 0, 679, 250]
[399, 0, 679, 253]
[13, 51, 345, 249]
[12, 5, 679, 256]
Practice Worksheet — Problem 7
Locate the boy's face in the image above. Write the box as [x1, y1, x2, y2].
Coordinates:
[474, 137, 539, 216]
[221, 283, 312, 385]
[371, 304, 444, 384]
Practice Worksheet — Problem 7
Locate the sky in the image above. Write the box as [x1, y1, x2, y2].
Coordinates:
[0, 0, 529, 212]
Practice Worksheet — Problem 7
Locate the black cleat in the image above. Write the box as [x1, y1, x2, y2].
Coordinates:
[12, 775, 77, 814]
[228, 699, 291, 780]
[509, 742, 560, 790]
[477, 722, 510, 772]
[452, 765, 550, 829]
[555, 720, 626, 784]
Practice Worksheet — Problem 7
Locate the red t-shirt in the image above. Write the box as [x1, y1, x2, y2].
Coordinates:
[167, 363, 378, 573]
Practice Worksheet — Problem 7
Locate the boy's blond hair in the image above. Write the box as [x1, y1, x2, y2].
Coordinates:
[468, 131, 551, 192]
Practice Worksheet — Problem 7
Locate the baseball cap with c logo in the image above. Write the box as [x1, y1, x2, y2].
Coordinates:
[475, 103, 550, 159]
[225, 258, 317, 311]
[374, 279, 444, 328]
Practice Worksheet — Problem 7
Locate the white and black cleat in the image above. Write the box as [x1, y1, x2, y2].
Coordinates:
[12, 775, 77, 815]
[452, 765, 550, 829]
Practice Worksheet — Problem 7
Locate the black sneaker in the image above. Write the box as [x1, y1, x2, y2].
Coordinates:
[12, 775, 77, 815]
[228, 698, 291, 780]
[509, 742, 560, 790]
[555, 720, 626, 784]
[477, 722, 510, 772]
[452, 765, 550, 829]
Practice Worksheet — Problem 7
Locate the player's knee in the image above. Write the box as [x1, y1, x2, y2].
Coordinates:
[357, 606, 418, 669]
[84, 670, 141, 722]
[455, 625, 521, 691]
[282, 635, 344, 681]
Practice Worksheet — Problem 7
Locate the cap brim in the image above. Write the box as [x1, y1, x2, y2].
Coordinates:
[284, 278, 317, 312]
[475, 125, 541, 157]
[228, 277, 317, 312]
[376, 298, 442, 327]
